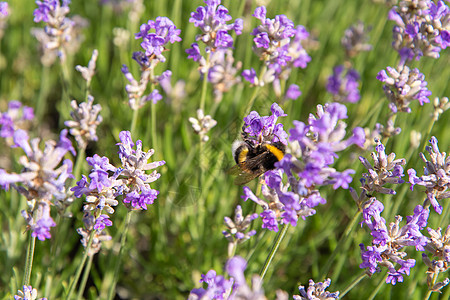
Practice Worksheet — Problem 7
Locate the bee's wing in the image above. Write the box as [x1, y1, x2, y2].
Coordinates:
[233, 171, 261, 185]
[227, 164, 243, 175]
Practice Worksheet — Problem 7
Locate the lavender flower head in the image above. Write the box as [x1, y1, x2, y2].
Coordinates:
[242, 103, 365, 231]
[189, 109, 217, 142]
[294, 278, 339, 300]
[0, 100, 34, 140]
[359, 199, 429, 285]
[116, 131, 165, 210]
[72, 131, 165, 253]
[223, 205, 258, 256]
[0, 1, 9, 40]
[0, 2, 8, 18]
[326, 65, 361, 103]
[188, 0, 242, 50]
[32, 0, 87, 66]
[75, 49, 98, 87]
[422, 225, 450, 292]
[359, 139, 406, 196]
[189, 256, 270, 299]
[206, 49, 242, 102]
[377, 65, 431, 114]
[341, 21, 373, 58]
[64, 95, 103, 149]
[186, 1, 242, 101]
[135, 16, 181, 63]
[408, 136, 450, 214]
[14, 285, 47, 300]
[0, 129, 75, 240]
[242, 102, 288, 145]
[122, 17, 180, 110]
[389, 0, 450, 62]
[243, 8, 311, 86]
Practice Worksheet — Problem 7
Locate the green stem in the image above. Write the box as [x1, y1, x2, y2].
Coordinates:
[151, 102, 157, 149]
[368, 273, 388, 300]
[72, 147, 86, 184]
[320, 209, 361, 279]
[66, 231, 95, 299]
[22, 233, 36, 287]
[425, 265, 443, 300]
[35, 66, 50, 122]
[44, 214, 61, 298]
[339, 271, 367, 298]
[130, 108, 139, 137]
[199, 52, 211, 112]
[76, 254, 94, 300]
[107, 210, 133, 300]
[259, 223, 289, 280]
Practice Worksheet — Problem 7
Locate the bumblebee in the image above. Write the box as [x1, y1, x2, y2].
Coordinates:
[228, 137, 286, 185]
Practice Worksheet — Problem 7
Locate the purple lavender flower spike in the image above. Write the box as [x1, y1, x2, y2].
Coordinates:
[295, 278, 339, 300]
[136, 17, 181, 63]
[326, 65, 361, 103]
[407, 136, 449, 214]
[389, 1, 450, 61]
[0, 101, 34, 139]
[245, 7, 311, 87]
[0, 2, 9, 17]
[359, 199, 429, 285]
[32, 0, 86, 66]
[285, 84, 302, 100]
[189, 0, 242, 50]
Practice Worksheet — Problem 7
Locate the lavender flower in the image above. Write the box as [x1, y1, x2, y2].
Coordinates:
[75, 49, 98, 87]
[14, 285, 47, 300]
[122, 17, 180, 110]
[377, 65, 431, 113]
[157, 70, 186, 111]
[22, 201, 56, 241]
[294, 278, 339, 300]
[0, 129, 75, 239]
[188, 0, 242, 50]
[241, 103, 365, 230]
[0, 2, 8, 40]
[189, 270, 233, 300]
[187, 1, 242, 101]
[326, 65, 361, 103]
[0, 100, 34, 140]
[207, 49, 242, 102]
[32, 0, 87, 66]
[189, 256, 274, 299]
[432, 96, 450, 121]
[93, 214, 113, 232]
[285, 84, 302, 100]
[73, 131, 164, 254]
[223, 205, 258, 255]
[77, 212, 112, 256]
[341, 21, 372, 58]
[243, 8, 311, 86]
[389, 0, 450, 62]
[359, 139, 406, 196]
[0, 2, 8, 17]
[116, 131, 165, 210]
[135, 16, 181, 63]
[408, 136, 449, 214]
[359, 199, 429, 285]
[64, 95, 103, 149]
[189, 109, 217, 142]
[421, 225, 450, 292]
[242, 102, 288, 145]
